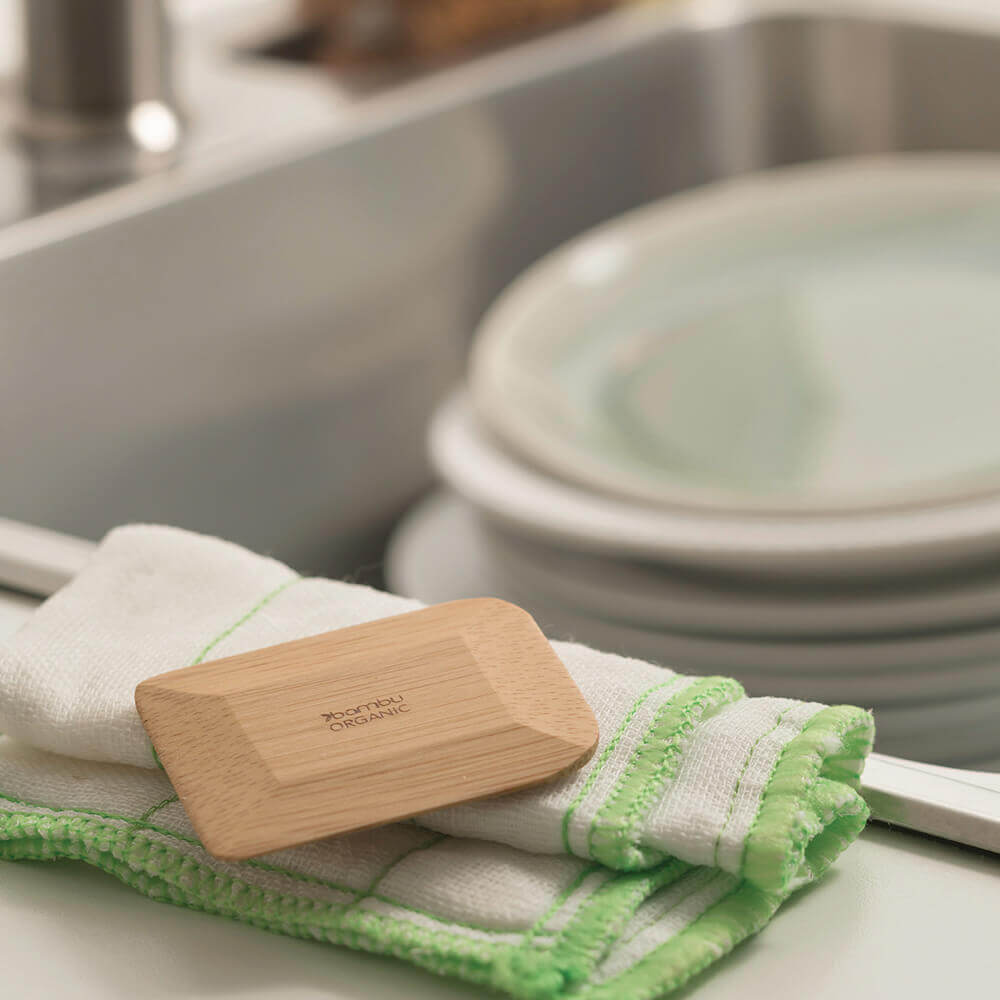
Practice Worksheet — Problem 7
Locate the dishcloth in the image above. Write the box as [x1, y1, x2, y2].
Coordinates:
[0, 525, 873, 998]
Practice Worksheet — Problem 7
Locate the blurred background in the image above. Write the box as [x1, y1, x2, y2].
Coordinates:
[4, 0, 1000, 768]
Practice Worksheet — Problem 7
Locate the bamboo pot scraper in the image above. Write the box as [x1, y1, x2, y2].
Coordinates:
[135, 599, 599, 860]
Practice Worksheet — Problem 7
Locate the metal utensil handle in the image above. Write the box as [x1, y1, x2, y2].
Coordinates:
[0, 519, 94, 597]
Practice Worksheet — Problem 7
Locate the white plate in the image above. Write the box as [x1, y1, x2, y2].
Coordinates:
[471, 156, 1000, 515]
[482, 523, 1000, 640]
[431, 393, 1000, 579]
[395, 491, 1000, 648]
[386, 489, 517, 607]
[388, 492, 1000, 693]
[515, 594, 1000, 703]
[386, 493, 1000, 765]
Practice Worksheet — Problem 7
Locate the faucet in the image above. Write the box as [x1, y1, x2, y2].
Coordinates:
[13, 0, 183, 209]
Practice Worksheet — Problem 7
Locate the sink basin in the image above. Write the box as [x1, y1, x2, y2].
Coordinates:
[4, 2, 1000, 572]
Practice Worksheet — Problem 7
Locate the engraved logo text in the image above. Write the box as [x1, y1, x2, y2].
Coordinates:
[321, 695, 409, 732]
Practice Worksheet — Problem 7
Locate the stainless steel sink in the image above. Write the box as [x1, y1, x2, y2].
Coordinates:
[4, 2, 1000, 572]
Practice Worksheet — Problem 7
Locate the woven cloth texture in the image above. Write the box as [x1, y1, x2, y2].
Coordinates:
[0, 525, 874, 998]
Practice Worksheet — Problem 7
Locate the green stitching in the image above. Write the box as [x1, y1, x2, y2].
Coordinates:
[367, 891, 540, 939]
[0, 700, 873, 1000]
[560, 677, 682, 855]
[148, 574, 303, 766]
[238, 854, 356, 898]
[359, 832, 447, 900]
[1, 792, 354, 896]
[542, 858, 691, 987]
[493, 857, 691, 997]
[0, 800, 743, 1000]
[530, 864, 601, 939]
[741, 705, 874, 893]
[0, 566, 876, 999]
[0, 789, 200, 842]
[561, 866, 680, 974]
[136, 794, 179, 825]
[0, 791, 526, 934]
[587, 678, 743, 870]
[584, 880, 778, 1000]
[0, 810, 512, 989]
[0, 808, 694, 998]
[190, 575, 301, 666]
[711, 705, 794, 868]
[515, 862, 603, 960]
[616, 869, 726, 951]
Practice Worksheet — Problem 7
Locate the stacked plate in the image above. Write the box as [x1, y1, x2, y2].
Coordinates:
[388, 156, 1000, 768]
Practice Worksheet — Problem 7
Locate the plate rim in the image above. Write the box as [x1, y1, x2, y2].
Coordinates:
[431, 391, 1000, 579]
[470, 154, 1000, 516]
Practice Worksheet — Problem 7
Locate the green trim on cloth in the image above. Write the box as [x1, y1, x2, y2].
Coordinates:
[560, 677, 683, 855]
[0, 524, 877, 999]
[0, 695, 872, 1000]
[743, 705, 874, 894]
[588, 677, 745, 871]
[149, 574, 302, 766]
[583, 881, 781, 1000]
[0, 807, 513, 989]
[0, 801, 782, 1000]
[189, 575, 301, 667]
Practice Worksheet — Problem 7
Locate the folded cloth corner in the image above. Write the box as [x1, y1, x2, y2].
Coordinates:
[0, 525, 874, 999]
